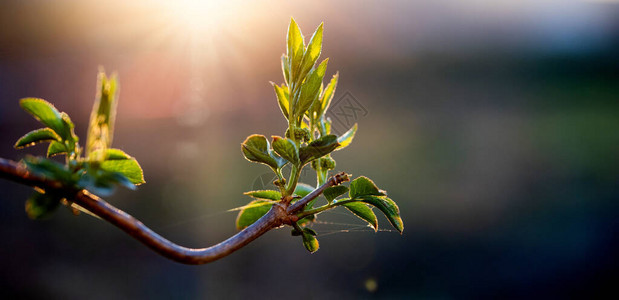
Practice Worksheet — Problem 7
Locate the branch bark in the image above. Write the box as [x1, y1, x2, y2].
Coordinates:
[0, 157, 348, 265]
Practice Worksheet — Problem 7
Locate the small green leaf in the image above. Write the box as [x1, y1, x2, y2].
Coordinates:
[303, 227, 317, 236]
[357, 196, 403, 233]
[272, 82, 290, 120]
[19, 98, 68, 139]
[335, 123, 357, 151]
[281, 55, 290, 85]
[342, 202, 378, 231]
[302, 231, 319, 253]
[294, 183, 315, 198]
[244, 190, 282, 201]
[323, 185, 348, 203]
[241, 134, 285, 170]
[25, 191, 61, 220]
[320, 72, 338, 114]
[23, 156, 73, 184]
[349, 176, 385, 199]
[86, 70, 119, 159]
[296, 58, 329, 120]
[236, 200, 273, 230]
[104, 148, 132, 160]
[14, 128, 60, 149]
[287, 18, 305, 80]
[100, 158, 145, 185]
[47, 141, 67, 157]
[89, 148, 131, 161]
[297, 23, 324, 85]
[272, 136, 299, 165]
[299, 134, 339, 164]
[78, 168, 136, 197]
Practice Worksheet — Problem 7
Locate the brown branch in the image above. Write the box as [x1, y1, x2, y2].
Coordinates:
[0, 157, 348, 265]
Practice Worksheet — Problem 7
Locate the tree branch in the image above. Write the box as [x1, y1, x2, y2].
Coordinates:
[0, 157, 348, 265]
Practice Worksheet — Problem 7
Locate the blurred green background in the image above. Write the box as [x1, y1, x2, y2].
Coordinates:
[1, 0, 618, 298]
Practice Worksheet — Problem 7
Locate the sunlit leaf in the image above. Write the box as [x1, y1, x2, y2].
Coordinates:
[299, 134, 339, 164]
[272, 82, 290, 120]
[357, 195, 403, 233]
[236, 200, 273, 230]
[100, 158, 145, 185]
[47, 141, 67, 157]
[302, 230, 319, 253]
[297, 23, 324, 85]
[86, 71, 119, 160]
[304, 227, 317, 236]
[14, 128, 60, 149]
[244, 190, 282, 201]
[287, 18, 305, 81]
[241, 134, 286, 170]
[19, 98, 68, 140]
[78, 167, 136, 197]
[335, 123, 357, 151]
[294, 183, 315, 198]
[281, 55, 290, 86]
[349, 176, 385, 199]
[342, 202, 378, 231]
[323, 185, 348, 203]
[23, 156, 73, 184]
[320, 72, 338, 114]
[272, 136, 299, 165]
[89, 148, 131, 161]
[296, 58, 328, 120]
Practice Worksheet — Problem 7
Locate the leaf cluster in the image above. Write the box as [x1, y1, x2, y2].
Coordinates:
[14, 70, 144, 219]
[237, 19, 403, 253]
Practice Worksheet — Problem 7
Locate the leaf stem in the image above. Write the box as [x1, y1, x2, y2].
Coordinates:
[296, 198, 355, 219]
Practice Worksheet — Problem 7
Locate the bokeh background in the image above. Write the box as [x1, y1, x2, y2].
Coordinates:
[1, 0, 618, 298]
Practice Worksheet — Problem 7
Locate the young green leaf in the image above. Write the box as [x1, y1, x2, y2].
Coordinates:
[235, 200, 273, 230]
[335, 123, 357, 151]
[304, 227, 317, 236]
[297, 23, 324, 85]
[14, 128, 61, 149]
[60, 112, 77, 139]
[241, 134, 286, 170]
[294, 183, 315, 198]
[47, 141, 67, 157]
[23, 156, 74, 184]
[103, 148, 132, 160]
[357, 195, 403, 233]
[272, 82, 290, 120]
[86, 71, 119, 159]
[299, 134, 339, 164]
[19, 98, 68, 140]
[323, 185, 349, 203]
[272, 136, 299, 165]
[342, 202, 378, 231]
[244, 190, 282, 201]
[25, 191, 61, 220]
[100, 158, 145, 185]
[78, 168, 136, 197]
[319, 72, 338, 115]
[296, 58, 328, 120]
[349, 176, 385, 199]
[302, 230, 319, 253]
[281, 55, 290, 85]
[287, 18, 305, 81]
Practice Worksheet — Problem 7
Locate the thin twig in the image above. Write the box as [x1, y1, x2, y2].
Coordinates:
[0, 157, 348, 265]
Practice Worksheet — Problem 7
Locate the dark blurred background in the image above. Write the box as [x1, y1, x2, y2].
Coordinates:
[1, 0, 618, 298]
